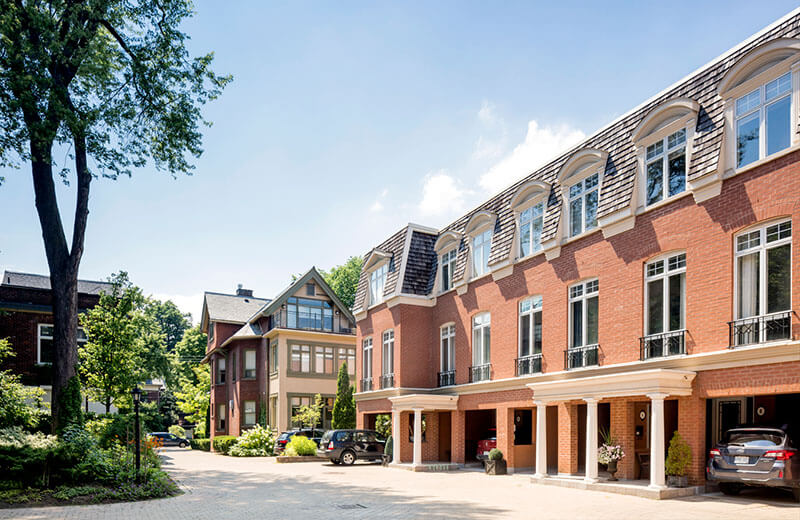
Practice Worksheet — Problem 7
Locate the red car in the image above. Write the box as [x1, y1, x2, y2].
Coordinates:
[476, 428, 497, 461]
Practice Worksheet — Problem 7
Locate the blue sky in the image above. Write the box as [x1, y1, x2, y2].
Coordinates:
[1, 1, 798, 321]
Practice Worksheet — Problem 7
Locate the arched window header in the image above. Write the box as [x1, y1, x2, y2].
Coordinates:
[463, 210, 497, 236]
[509, 180, 551, 210]
[556, 148, 608, 185]
[364, 249, 391, 271]
[631, 98, 700, 143]
[434, 230, 461, 252]
[718, 38, 800, 96]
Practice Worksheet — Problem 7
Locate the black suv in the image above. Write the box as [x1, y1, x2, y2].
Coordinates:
[274, 429, 326, 454]
[148, 432, 189, 448]
[317, 429, 384, 465]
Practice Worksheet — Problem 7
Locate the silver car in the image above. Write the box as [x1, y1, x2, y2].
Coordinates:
[707, 427, 799, 502]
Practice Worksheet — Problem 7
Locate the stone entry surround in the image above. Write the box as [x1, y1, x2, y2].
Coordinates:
[388, 394, 459, 469]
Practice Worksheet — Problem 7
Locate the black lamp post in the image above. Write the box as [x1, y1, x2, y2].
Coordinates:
[131, 387, 142, 478]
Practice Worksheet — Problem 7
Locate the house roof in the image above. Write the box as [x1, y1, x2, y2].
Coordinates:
[201, 292, 270, 330]
[355, 11, 800, 309]
[1, 270, 112, 296]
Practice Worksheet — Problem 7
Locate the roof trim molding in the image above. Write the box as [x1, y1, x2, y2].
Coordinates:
[463, 210, 497, 236]
[509, 180, 551, 210]
[363, 249, 392, 271]
[556, 148, 608, 184]
[718, 37, 800, 96]
[433, 230, 461, 253]
[631, 98, 700, 143]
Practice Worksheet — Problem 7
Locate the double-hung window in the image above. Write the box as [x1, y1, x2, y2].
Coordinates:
[471, 313, 491, 381]
[217, 403, 226, 430]
[472, 229, 492, 277]
[643, 253, 686, 357]
[243, 401, 256, 426]
[381, 330, 394, 388]
[568, 280, 599, 368]
[217, 357, 226, 384]
[568, 173, 599, 237]
[37, 325, 87, 364]
[736, 72, 792, 169]
[369, 264, 388, 304]
[733, 220, 792, 345]
[518, 296, 543, 375]
[337, 347, 356, 376]
[440, 324, 455, 386]
[244, 349, 256, 378]
[362, 338, 373, 389]
[519, 203, 544, 257]
[290, 344, 311, 373]
[646, 129, 686, 205]
[441, 249, 457, 291]
[314, 346, 335, 374]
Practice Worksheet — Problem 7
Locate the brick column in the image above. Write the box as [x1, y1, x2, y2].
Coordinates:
[356, 411, 365, 429]
[558, 402, 579, 475]
[678, 396, 706, 486]
[610, 399, 636, 480]
[451, 409, 465, 464]
[399, 411, 412, 463]
[496, 406, 514, 469]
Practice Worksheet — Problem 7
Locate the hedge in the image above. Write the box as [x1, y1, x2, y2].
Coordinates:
[190, 439, 210, 451]
[212, 436, 237, 454]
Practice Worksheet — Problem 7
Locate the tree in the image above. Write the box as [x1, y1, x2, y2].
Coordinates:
[78, 271, 150, 412]
[321, 257, 363, 310]
[332, 362, 356, 429]
[0, 338, 46, 429]
[145, 299, 190, 352]
[0, 1, 230, 431]
[172, 325, 207, 386]
[174, 364, 210, 428]
[375, 414, 391, 439]
[293, 393, 324, 430]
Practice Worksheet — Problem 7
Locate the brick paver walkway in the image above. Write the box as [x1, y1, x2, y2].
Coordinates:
[2, 447, 798, 519]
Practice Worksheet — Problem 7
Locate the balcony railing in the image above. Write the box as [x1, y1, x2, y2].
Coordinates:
[360, 377, 373, 392]
[640, 330, 686, 360]
[469, 363, 491, 383]
[729, 311, 792, 348]
[438, 370, 456, 387]
[515, 353, 543, 376]
[564, 344, 599, 370]
[380, 373, 394, 389]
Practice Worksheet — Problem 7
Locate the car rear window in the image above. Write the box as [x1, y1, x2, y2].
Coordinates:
[320, 431, 333, 444]
[725, 430, 784, 446]
[277, 433, 291, 440]
[335, 431, 352, 442]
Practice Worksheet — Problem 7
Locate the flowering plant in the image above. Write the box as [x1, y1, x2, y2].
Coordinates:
[598, 443, 625, 464]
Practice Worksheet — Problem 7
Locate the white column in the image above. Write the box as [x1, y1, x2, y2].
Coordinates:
[391, 409, 401, 464]
[648, 393, 668, 489]
[534, 400, 548, 479]
[584, 398, 599, 483]
[412, 408, 423, 468]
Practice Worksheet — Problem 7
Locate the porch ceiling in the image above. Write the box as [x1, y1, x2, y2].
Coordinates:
[527, 368, 696, 402]
[388, 394, 459, 411]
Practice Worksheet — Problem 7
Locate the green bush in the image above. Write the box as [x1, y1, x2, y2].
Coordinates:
[488, 448, 503, 461]
[229, 425, 275, 457]
[375, 414, 391, 439]
[212, 435, 237, 454]
[0, 427, 59, 487]
[283, 435, 316, 456]
[665, 431, 692, 476]
[384, 435, 393, 459]
[168, 425, 186, 438]
[190, 438, 211, 451]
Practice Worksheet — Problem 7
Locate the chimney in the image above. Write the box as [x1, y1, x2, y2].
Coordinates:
[236, 284, 253, 297]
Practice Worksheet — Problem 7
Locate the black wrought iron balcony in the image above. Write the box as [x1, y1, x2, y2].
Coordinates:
[515, 353, 543, 376]
[438, 370, 456, 387]
[380, 373, 394, 389]
[360, 377, 373, 392]
[640, 330, 686, 360]
[469, 363, 491, 383]
[728, 311, 792, 348]
[564, 344, 599, 370]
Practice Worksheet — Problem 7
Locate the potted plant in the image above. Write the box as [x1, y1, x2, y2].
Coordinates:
[485, 448, 507, 475]
[382, 435, 393, 467]
[665, 431, 692, 487]
[598, 428, 624, 481]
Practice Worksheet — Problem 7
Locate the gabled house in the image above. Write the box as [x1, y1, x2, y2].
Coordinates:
[201, 268, 356, 439]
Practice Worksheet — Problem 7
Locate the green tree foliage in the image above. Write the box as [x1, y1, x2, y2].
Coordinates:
[293, 393, 324, 430]
[0, 339, 46, 429]
[332, 363, 356, 429]
[172, 325, 207, 386]
[145, 300, 190, 352]
[0, 0, 230, 431]
[375, 414, 391, 439]
[321, 256, 363, 310]
[174, 364, 210, 426]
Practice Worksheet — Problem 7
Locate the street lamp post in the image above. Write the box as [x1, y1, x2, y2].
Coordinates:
[131, 387, 142, 479]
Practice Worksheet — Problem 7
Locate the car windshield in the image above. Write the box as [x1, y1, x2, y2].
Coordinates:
[725, 430, 784, 447]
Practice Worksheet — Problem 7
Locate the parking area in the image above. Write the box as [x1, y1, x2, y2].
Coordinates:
[1, 447, 798, 519]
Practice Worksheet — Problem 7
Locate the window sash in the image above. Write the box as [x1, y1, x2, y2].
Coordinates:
[735, 221, 792, 319]
[569, 281, 599, 348]
[382, 331, 394, 375]
[472, 314, 490, 365]
[569, 174, 599, 236]
[244, 350, 256, 378]
[440, 325, 455, 372]
[441, 249, 456, 291]
[362, 339, 373, 378]
[243, 401, 256, 425]
[472, 230, 492, 276]
[735, 72, 793, 168]
[519, 296, 543, 357]
[519, 203, 544, 257]
[369, 264, 388, 304]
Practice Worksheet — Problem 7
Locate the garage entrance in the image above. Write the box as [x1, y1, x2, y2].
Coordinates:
[709, 393, 800, 447]
[464, 409, 496, 462]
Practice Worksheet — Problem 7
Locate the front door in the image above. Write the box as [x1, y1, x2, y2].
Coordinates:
[716, 398, 746, 445]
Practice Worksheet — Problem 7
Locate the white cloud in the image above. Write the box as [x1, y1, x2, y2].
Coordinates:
[369, 188, 389, 212]
[418, 170, 471, 218]
[477, 100, 497, 124]
[473, 100, 507, 160]
[479, 120, 585, 194]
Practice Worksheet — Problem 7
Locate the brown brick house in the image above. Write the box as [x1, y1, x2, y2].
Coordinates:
[201, 267, 356, 440]
[353, 12, 800, 493]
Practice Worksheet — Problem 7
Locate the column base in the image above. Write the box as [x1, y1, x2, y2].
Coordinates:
[533, 473, 548, 480]
[647, 483, 668, 491]
[584, 477, 599, 484]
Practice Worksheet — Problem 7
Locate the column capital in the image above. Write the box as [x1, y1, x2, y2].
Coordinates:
[646, 392, 669, 401]
[412, 407, 424, 413]
[533, 400, 549, 406]
[583, 397, 601, 404]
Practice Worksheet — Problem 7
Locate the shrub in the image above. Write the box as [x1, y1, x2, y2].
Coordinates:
[228, 425, 275, 457]
[190, 438, 211, 451]
[384, 435, 393, 459]
[665, 431, 692, 476]
[212, 435, 237, 454]
[375, 414, 391, 439]
[283, 435, 316, 456]
[168, 425, 186, 438]
[488, 448, 503, 461]
[0, 427, 60, 486]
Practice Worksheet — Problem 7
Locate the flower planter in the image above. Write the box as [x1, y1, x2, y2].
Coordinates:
[485, 459, 507, 475]
[667, 475, 688, 488]
[606, 460, 618, 481]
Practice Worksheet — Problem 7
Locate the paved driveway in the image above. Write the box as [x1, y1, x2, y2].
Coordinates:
[2, 447, 798, 519]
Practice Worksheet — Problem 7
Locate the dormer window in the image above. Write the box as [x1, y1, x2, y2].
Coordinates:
[472, 229, 492, 277]
[735, 72, 792, 168]
[519, 203, 544, 257]
[441, 249, 457, 291]
[645, 129, 686, 205]
[369, 263, 388, 304]
[568, 173, 599, 237]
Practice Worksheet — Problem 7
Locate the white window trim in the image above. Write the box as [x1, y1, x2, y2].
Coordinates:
[643, 252, 686, 337]
[733, 218, 793, 321]
[470, 227, 493, 279]
[568, 279, 599, 349]
[556, 149, 607, 244]
[362, 337, 373, 380]
[634, 122, 696, 213]
[471, 312, 491, 367]
[440, 322, 455, 373]
[518, 296, 543, 358]
[381, 329, 394, 377]
[510, 180, 550, 261]
[37, 324, 87, 365]
[438, 247, 458, 294]
[367, 261, 389, 308]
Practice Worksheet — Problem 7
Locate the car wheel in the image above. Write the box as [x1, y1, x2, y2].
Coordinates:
[331, 459, 341, 465]
[180, 442, 188, 448]
[341, 450, 356, 466]
[719, 483, 742, 496]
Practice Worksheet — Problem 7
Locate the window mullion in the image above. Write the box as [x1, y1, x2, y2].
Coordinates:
[663, 275, 669, 334]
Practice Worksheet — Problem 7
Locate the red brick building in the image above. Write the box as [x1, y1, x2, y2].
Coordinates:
[353, 13, 800, 492]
